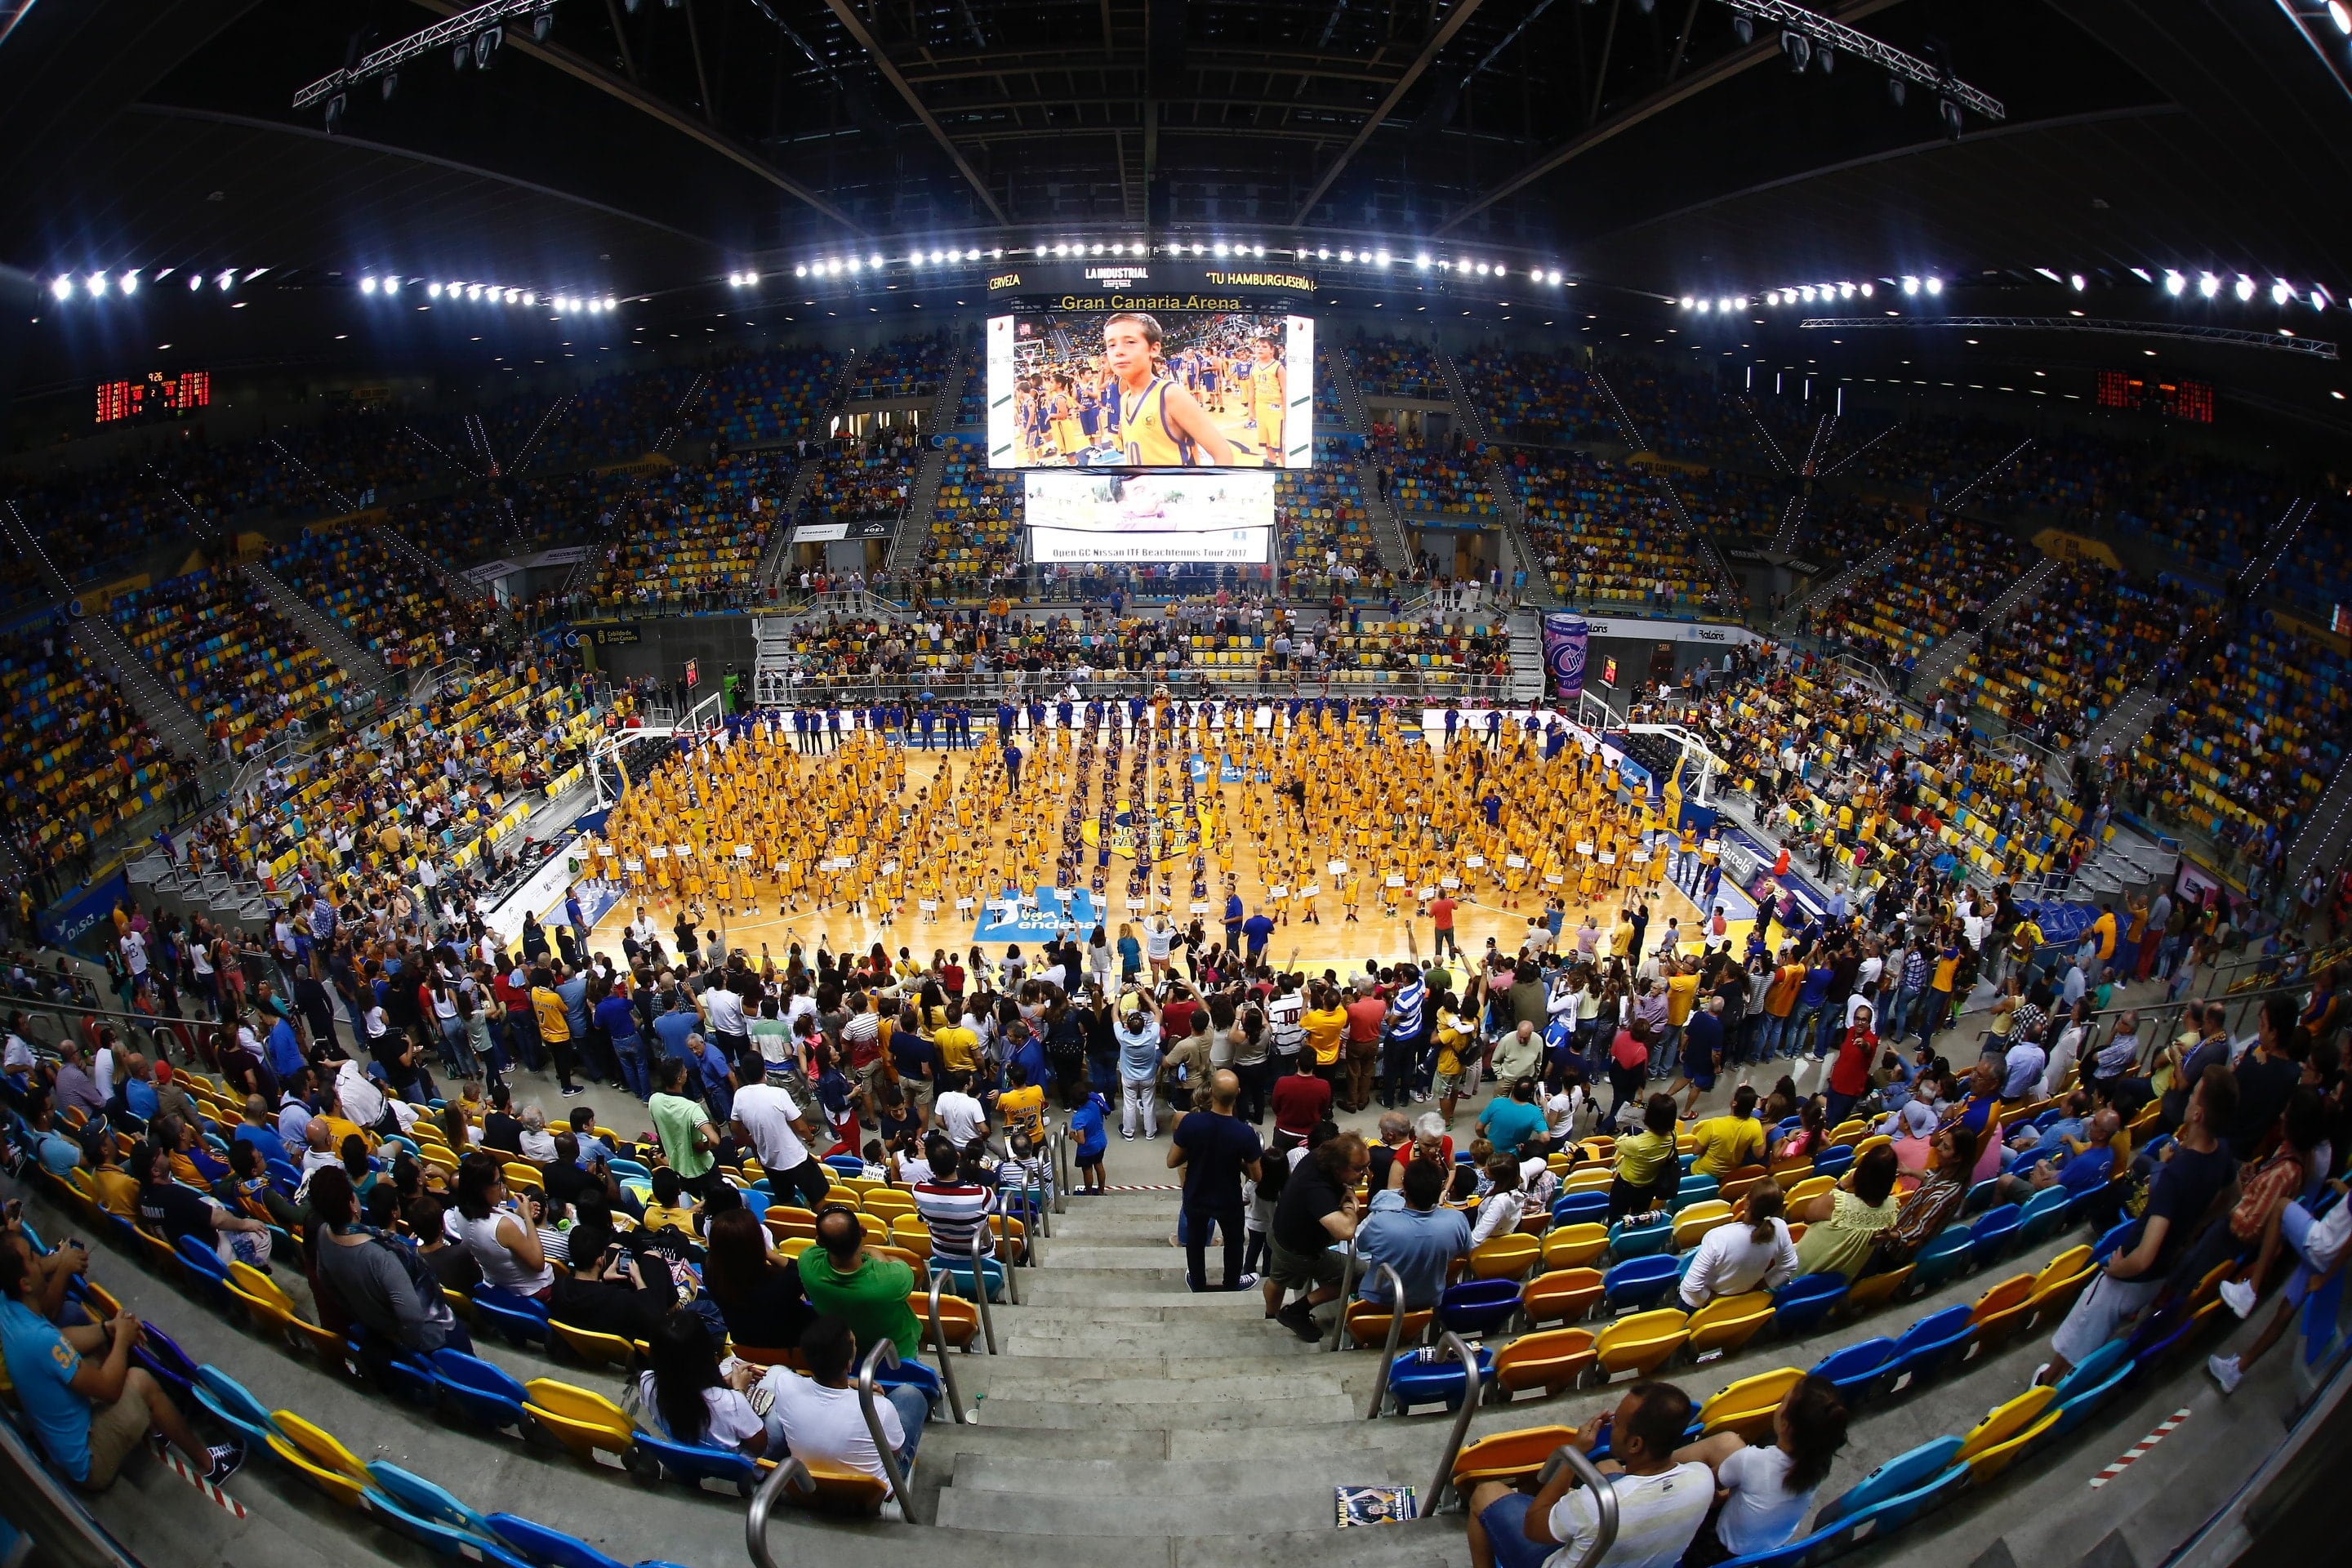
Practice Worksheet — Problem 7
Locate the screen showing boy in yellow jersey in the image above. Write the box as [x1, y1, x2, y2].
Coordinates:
[1102, 311, 1238, 466]
[991, 308, 1312, 468]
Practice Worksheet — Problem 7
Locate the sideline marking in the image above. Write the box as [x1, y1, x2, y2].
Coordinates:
[2088, 1408, 2190, 1487]
[159, 1445, 248, 1517]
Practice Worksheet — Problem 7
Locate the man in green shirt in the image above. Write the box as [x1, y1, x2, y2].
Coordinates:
[648, 1057, 719, 1196]
[801, 1208, 924, 1361]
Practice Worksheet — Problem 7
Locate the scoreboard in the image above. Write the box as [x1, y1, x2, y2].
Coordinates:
[2095, 369, 2214, 423]
[95, 370, 211, 425]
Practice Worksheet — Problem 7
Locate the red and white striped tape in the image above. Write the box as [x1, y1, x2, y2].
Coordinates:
[158, 1445, 247, 1518]
[1102, 1182, 1183, 1192]
[2088, 1408, 2191, 1488]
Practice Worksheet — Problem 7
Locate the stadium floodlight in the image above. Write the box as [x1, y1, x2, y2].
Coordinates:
[1923, 276, 1943, 295]
[50, 275, 71, 300]
[216, 270, 237, 291]
[1858, 283, 1872, 297]
[189, 273, 203, 291]
[1680, 296, 1695, 309]
[1900, 276, 1919, 295]
[2274, 280, 2292, 305]
[467, 283, 483, 299]
[1252, 244, 1265, 257]
[2198, 272, 2219, 296]
[504, 287, 520, 303]
[1838, 281, 1855, 298]
[384, 276, 399, 293]
[2316, 289, 2331, 310]
[1316, 247, 1330, 260]
[2333, 0, 2351, 33]
[87, 272, 109, 297]
[1213, 243, 1230, 256]
[1339, 249, 1355, 263]
[362, 276, 379, 294]
[2069, 274, 2086, 292]
[2163, 270, 2185, 295]
[1374, 250, 1392, 265]
[1090, 243, 1104, 255]
[867, 254, 882, 269]
[120, 271, 139, 295]
[2234, 275, 2255, 301]
[1697, 299, 1712, 314]
[1800, 285, 1817, 301]
[521, 291, 534, 305]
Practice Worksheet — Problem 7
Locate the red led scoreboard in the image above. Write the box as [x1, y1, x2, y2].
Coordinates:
[2095, 369, 2214, 423]
[95, 370, 211, 425]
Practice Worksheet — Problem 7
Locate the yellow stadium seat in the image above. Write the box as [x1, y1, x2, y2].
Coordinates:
[522, 1379, 636, 1465]
[266, 1411, 368, 1508]
[1542, 1224, 1609, 1270]
[1842, 1264, 1913, 1314]
[1594, 1309, 1689, 1379]
[1453, 1425, 1578, 1490]
[1521, 1267, 1605, 1326]
[756, 1454, 892, 1513]
[1967, 1272, 2038, 1352]
[1684, 1292, 1775, 1359]
[1470, 1234, 1542, 1281]
[1671, 1201, 1735, 1252]
[551, 1321, 639, 1369]
[1343, 1299, 1435, 1350]
[1697, 1366, 1806, 1442]
[1494, 1329, 1597, 1399]
[1955, 1386, 2059, 1472]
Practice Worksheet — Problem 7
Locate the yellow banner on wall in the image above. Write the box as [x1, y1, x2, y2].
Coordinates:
[2030, 528, 2120, 569]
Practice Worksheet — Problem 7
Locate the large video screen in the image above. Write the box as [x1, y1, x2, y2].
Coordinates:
[1023, 470, 1273, 564]
[987, 311, 1313, 469]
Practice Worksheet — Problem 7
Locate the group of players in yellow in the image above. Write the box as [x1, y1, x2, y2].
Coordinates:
[1012, 311, 1290, 468]
[581, 700, 1678, 943]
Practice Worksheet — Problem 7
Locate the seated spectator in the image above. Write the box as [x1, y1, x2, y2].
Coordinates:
[765, 1314, 929, 1490]
[1477, 1076, 1550, 1162]
[640, 1166, 705, 1240]
[406, 1196, 482, 1294]
[136, 1139, 272, 1267]
[1789, 1144, 1902, 1281]
[310, 1166, 472, 1358]
[703, 1209, 812, 1352]
[448, 1152, 555, 1303]
[1672, 1375, 1850, 1566]
[2038, 1063, 2239, 1388]
[799, 1205, 923, 1361]
[636, 1309, 776, 1458]
[1688, 1085, 1765, 1179]
[1997, 1108, 2124, 1206]
[0, 1242, 246, 1488]
[1464, 1379, 1713, 1568]
[1262, 1131, 1367, 1340]
[1353, 1153, 1472, 1310]
[1869, 1126, 1980, 1272]
[912, 1142, 996, 1259]
[547, 1202, 678, 1341]
[1680, 1181, 1800, 1310]
[1609, 1095, 1684, 1223]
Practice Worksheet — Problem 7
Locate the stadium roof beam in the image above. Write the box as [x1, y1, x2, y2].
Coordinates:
[819, 0, 1011, 226]
[403, 0, 864, 234]
[1797, 314, 2341, 359]
[1435, 0, 1899, 234]
[1290, 0, 1491, 225]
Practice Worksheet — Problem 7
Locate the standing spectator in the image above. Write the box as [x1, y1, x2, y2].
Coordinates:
[1168, 1070, 1264, 1292]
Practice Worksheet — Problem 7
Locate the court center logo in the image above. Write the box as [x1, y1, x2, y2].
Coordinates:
[1081, 796, 1212, 863]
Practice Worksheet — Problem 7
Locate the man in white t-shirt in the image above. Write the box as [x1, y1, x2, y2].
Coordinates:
[765, 1316, 926, 1490]
[1465, 1381, 1712, 1568]
[933, 1074, 987, 1147]
[730, 1082, 827, 1208]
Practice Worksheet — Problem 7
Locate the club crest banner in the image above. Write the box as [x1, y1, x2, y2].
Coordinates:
[1542, 612, 1588, 701]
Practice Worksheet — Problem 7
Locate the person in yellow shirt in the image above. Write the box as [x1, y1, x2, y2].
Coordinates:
[1660, 960, 1699, 1076]
[1300, 986, 1349, 1088]
[933, 1013, 980, 1077]
[996, 1062, 1046, 1142]
[1688, 1085, 1766, 1178]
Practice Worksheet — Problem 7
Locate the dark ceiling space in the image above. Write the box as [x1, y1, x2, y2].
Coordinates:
[2, 0, 2350, 429]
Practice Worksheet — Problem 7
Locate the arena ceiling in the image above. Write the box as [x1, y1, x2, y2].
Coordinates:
[4, 0, 2352, 423]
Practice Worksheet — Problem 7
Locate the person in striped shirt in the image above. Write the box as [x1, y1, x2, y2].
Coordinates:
[912, 1140, 996, 1261]
[1379, 933, 1427, 1110]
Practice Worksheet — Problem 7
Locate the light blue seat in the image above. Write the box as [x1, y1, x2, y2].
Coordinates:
[1807, 1337, 1897, 1407]
[193, 1365, 282, 1450]
[1814, 1435, 1964, 1532]
[1908, 1227, 1976, 1294]
[1967, 1202, 2022, 1267]
[2016, 1185, 2072, 1246]
[1607, 1216, 1674, 1260]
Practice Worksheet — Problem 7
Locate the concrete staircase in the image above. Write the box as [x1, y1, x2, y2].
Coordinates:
[759, 350, 866, 595]
[884, 355, 973, 577]
[1909, 555, 2063, 694]
[1773, 517, 1937, 636]
[372, 524, 492, 608]
[2290, 755, 2352, 884]
[1436, 350, 1557, 609]
[2082, 679, 2171, 765]
[70, 610, 208, 763]
[1507, 607, 1548, 702]
[240, 559, 391, 691]
[1321, 344, 1370, 434]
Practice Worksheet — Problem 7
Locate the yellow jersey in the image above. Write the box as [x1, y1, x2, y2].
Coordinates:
[1120, 376, 1190, 466]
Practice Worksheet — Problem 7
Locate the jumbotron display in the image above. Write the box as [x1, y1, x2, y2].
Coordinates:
[987, 310, 1314, 469]
[1022, 470, 1273, 564]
